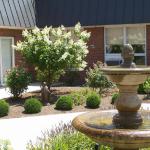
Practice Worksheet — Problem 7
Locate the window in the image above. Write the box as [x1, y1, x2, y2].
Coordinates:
[106, 28, 123, 54]
[126, 27, 145, 65]
[105, 26, 146, 66]
[0, 38, 14, 85]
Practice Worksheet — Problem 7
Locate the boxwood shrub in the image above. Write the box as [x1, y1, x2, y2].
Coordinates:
[24, 98, 42, 114]
[0, 100, 9, 117]
[86, 92, 101, 108]
[55, 95, 73, 110]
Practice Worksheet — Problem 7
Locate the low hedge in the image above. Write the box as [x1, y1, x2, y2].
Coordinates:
[0, 100, 9, 117]
[24, 98, 42, 114]
[55, 96, 73, 110]
[86, 93, 101, 108]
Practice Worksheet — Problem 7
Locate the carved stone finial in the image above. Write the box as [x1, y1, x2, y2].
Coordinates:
[120, 44, 136, 68]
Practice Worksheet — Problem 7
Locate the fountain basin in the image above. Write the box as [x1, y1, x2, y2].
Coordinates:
[72, 110, 150, 149]
[101, 68, 150, 85]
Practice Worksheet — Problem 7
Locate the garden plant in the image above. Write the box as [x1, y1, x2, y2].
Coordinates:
[86, 92, 101, 108]
[6, 67, 31, 99]
[143, 77, 150, 98]
[86, 61, 113, 95]
[24, 98, 42, 114]
[0, 100, 9, 117]
[55, 95, 73, 110]
[27, 123, 110, 150]
[14, 23, 90, 97]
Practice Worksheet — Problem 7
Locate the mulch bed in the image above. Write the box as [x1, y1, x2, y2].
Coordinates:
[1, 87, 148, 119]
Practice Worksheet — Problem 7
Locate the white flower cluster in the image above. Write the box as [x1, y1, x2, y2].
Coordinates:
[14, 23, 90, 71]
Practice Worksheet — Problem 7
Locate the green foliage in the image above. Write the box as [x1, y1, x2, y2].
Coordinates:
[15, 23, 90, 88]
[36, 69, 64, 86]
[6, 67, 31, 99]
[0, 100, 9, 117]
[56, 96, 73, 110]
[27, 123, 111, 150]
[24, 98, 42, 114]
[138, 84, 146, 94]
[69, 92, 86, 106]
[86, 92, 101, 108]
[111, 93, 119, 105]
[27, 124, 95, 150]
[138, 78, 150, 96]
[143, 78, 150, 97]
[68, 88, 98, 106]
[86, 62, 113, 94]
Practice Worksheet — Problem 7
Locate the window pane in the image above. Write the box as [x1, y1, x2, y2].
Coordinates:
[134, 56, 145, 65]
[132, 44, 145, 53]
[106, 45, 123, 53]
[106, 28, 123, 45]
[127, 27, 145, 44]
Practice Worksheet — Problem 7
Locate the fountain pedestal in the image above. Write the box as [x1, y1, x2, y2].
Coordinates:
[113, 85, 142, 128]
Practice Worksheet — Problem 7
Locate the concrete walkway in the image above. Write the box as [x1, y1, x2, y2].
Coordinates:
[0, 112, 84, 150]
[0, 83, 41, 99]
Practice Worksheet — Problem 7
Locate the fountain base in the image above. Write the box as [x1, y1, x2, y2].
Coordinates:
[72, 111, 150, 149]
[113, 112, 143, 129]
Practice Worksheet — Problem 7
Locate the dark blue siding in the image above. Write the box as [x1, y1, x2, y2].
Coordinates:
[35, 0, 150, 27]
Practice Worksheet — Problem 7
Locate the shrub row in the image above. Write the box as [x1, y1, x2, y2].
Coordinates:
[55, 91, 101, 110]
[0, 98, 42, 117]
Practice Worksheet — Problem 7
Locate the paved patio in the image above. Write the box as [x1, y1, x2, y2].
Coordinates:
[0, 112, 84, 150]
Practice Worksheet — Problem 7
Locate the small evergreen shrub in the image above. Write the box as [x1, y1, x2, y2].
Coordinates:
[56, 96, 73, 110]
[0, 100, 9, 117]
[86, 92, 101, 108]
[111, 93, 119, 105]
[24, 98, 42, 114]
[6, 67, 31, 99]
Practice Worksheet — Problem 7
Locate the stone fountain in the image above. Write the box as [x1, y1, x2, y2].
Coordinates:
[72, 44, 150, 150]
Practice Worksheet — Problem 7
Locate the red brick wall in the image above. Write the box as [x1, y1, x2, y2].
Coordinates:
[0, 28, 35, 79]
[147, 25, 150, 66]
[60, 27, 105, 85]
[85, 27, 104, 67]
[72, 27, 105, 84]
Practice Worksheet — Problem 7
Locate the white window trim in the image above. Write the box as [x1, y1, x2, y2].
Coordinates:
[104, 24, 147, 65]
[0, 37, 15, 85]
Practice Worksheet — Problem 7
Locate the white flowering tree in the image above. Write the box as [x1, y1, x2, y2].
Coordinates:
[14, 23, 90, 90]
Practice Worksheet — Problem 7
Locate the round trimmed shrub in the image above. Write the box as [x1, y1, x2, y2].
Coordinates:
[86, 93, 101, 108]
[56, 96, 73, 110]
[0, 100, 9, 117]
[111, 93, 119, 105]
[24, 98, 42, 114]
